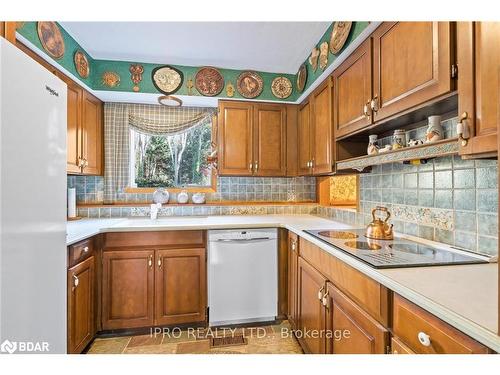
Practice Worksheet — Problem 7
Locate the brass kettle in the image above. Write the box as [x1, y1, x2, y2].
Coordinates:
[365, 206, 394, 240]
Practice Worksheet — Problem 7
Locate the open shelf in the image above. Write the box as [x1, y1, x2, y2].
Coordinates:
[336, 138, 459, 171]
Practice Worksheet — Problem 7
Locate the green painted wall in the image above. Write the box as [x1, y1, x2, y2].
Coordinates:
[16, 21, 370, 103]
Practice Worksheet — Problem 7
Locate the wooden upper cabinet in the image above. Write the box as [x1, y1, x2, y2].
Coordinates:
[218, 101, 254, 176]
[325, 283, 389, 354]
[458, 22, 499, 157]
[65, 78, 83, 174]
[333, 38, 373, 138]
[81, 91, 103, 175]
[298, 100, 312, 175]
[311, 78, 334, 175]
[253, 103, 286, 176]
[155, 248, 206, 326]
[67, 256, 95, 354]
[372, 22, 453, 122]
[297, 257, 327, 354]
[102, 250, 154, 330]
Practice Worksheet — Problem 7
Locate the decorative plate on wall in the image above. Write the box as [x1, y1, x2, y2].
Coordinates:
[195, 67, 224, 96]
[74, 50, 90, 79]
[308, 47, 319, 72]
[101, 71, 121, 88]
[237, 71, 263, 99]
[152, 65, 183, 95]
[319, 41, 329, 70]
[296, 63, 308, 93]
[329, 22, 352, 54]
[37, 22, 65, 59]
[271, 76, 293, 99]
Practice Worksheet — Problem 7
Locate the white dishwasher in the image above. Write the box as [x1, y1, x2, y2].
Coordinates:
[208, 228, 278, 326]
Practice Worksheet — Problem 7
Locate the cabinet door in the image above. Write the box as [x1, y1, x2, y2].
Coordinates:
[102, 250, 154, 330]
[253, 103, 287, 176]
[458, 22, 499, 157]
[81, 91, 103, 175]
[297, 257, 327, 354]
[297, 101, 312, 175]
[287, 233, 299, 329]
[333, 38, 373, 138]
[155, 248, 206, 326]
[372, 22, 453, 121]
[218, 101, 254, 175]
[67, 256, 95, 354]
[391, 337, 415, 354]
[311, 79, 333, 175]
[325, 283, 389, 354]
[65, 78, 83, 174]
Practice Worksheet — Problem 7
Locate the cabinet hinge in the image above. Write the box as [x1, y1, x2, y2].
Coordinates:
[451, 64, 458, 79]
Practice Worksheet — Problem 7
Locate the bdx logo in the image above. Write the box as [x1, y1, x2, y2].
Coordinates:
[0, 339, 50, 354]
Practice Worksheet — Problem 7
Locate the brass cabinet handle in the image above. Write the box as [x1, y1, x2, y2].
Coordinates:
[148, 255, 153, 268]
[255, 161, 258, 172]
[158, 258, 162, 268]
[73, 274, 79, 288]
[363, 101, 371, 118]
[457, 111, 470, 146]
[249, 162, 253, 171]
[370, 96, 379, 113]
[322, 290, 330, 308]
[291, 240, 296, 251]
[317, 285, 325, 301]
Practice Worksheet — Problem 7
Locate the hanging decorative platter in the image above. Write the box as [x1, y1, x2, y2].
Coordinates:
[271, 76, 293, 99]
[101, 71, 121, 88]
[319, 41, 329, 70]
[329, 22, 352, 54]
[129, 64, 144, 92]
[237, 71, 263, 99]
[195, 67, 224, 96]
[308, 47, 319, 72]
[152, 65, 183, 95]
[296, 63, 308, 93]
[74, 50, 90, 79]
[37, 22, 65, 59]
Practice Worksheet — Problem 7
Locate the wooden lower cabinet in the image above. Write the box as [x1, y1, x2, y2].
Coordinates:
[287, 232, 299, 329]
[102, 250, 155, 330]
[67, 256, 95, 354]
[391, 337, 415, 354]
[297, 257, 327, 354]
[155, 248, 206, 325]
[325, 283, 389, 354]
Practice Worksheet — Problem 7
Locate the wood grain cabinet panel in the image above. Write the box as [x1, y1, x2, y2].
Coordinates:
[155, 248, 206, 326]
[102, 250, 154, 330]
[372, 22, 453, 122]
[311, 78, 334, 175]
[325, 283, 389, 354]
[218, 101, 254, 175]
[81, 91, 103, 175]
[333, 38, 373, 138]
[67, 256, 95, 354]
[287, 232, 299, 329]
[298, 100, 312, 175]
[391, 337, 415, 354]
[63, 77, 83, 174]
[393, 294, 490, 354]
[297, 257, 327, 354]
[458, 21, 499, 157]
[253, 103, 287, 176]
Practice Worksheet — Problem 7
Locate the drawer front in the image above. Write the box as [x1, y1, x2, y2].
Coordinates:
[68, 238, 95, 268]
[104, 231, 205, 249]
[393, 294, 490, 354]
[391, 337, 414, 354]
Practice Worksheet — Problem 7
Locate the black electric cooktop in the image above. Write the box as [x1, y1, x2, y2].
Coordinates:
[304, 229, 489, 269]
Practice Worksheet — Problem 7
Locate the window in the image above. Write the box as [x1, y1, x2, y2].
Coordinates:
[128, 121, 213, 189]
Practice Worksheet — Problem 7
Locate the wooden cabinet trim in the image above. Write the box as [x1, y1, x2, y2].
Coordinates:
[103, 230, 205, 249]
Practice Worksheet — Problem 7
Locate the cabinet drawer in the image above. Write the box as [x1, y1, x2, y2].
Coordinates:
[68, 238, 95, 268]
[391, 337, 414, 354]
[104, 230, 205, 249]
[393, 294, 490, 354]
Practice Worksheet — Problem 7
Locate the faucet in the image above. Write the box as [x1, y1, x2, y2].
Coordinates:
[150, 203, 162, 220]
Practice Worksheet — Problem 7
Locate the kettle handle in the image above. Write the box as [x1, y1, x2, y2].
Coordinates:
[372, 206, 391, 223]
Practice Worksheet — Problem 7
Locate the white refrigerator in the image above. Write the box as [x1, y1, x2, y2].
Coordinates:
[0, 38, 67, 353]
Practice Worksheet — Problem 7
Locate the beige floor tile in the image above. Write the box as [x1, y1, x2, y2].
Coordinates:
[87, 337, 131, 354]
[127, 334, 163, 348]
[123, 343, 177, 354]
[176, 339, 211, 354]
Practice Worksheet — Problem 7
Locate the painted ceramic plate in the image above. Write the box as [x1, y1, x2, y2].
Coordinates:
[296, 63, 308, 93]
[37, 21, 65, 59]
[101, 71, 121, 88]
[152, 65, 183, 95]
[195, 67, 224, 96]
[237, 71, 263, 99]
[271, 76, 293, 99]
[74, 50, 90, 79]
[329, 22, 352, 54]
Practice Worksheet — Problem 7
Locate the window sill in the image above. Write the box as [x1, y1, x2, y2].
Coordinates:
[77, 201, 318, 208]
[124, 186, 216, 194]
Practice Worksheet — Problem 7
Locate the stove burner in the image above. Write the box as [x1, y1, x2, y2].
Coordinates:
[317, 230, 358, 239]
[344, 240, 381, 251]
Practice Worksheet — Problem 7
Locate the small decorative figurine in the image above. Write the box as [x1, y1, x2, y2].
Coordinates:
[367, 134, 379, 155]
[425, 115, 443, 143]
[129, 64, 144, 92]
[392, 129, 406, 150]
[186, 77, 194, 95]
[408, 139, 424, 147]
[226, 81, 235, 97]
[177, 190, 189, 204]
[379, 145, 393, 153]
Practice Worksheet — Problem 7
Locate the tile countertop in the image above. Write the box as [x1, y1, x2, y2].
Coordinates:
[66, 214, 500, 352]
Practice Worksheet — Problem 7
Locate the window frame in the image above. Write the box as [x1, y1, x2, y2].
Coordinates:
[125, 114, 217, 194]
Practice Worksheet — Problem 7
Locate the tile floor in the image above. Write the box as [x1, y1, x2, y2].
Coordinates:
[87, 320, 303, 354]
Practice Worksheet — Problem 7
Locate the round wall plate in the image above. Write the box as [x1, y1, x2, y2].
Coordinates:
[152, 65, 184, 95]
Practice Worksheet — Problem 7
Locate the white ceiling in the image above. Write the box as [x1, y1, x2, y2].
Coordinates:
[60, 22, 331, 74]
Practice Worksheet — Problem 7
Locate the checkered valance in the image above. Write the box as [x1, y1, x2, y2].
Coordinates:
[103, 102, 216, 203]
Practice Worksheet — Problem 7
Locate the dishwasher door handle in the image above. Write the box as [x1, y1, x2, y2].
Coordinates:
[215, 237, 272, 243]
